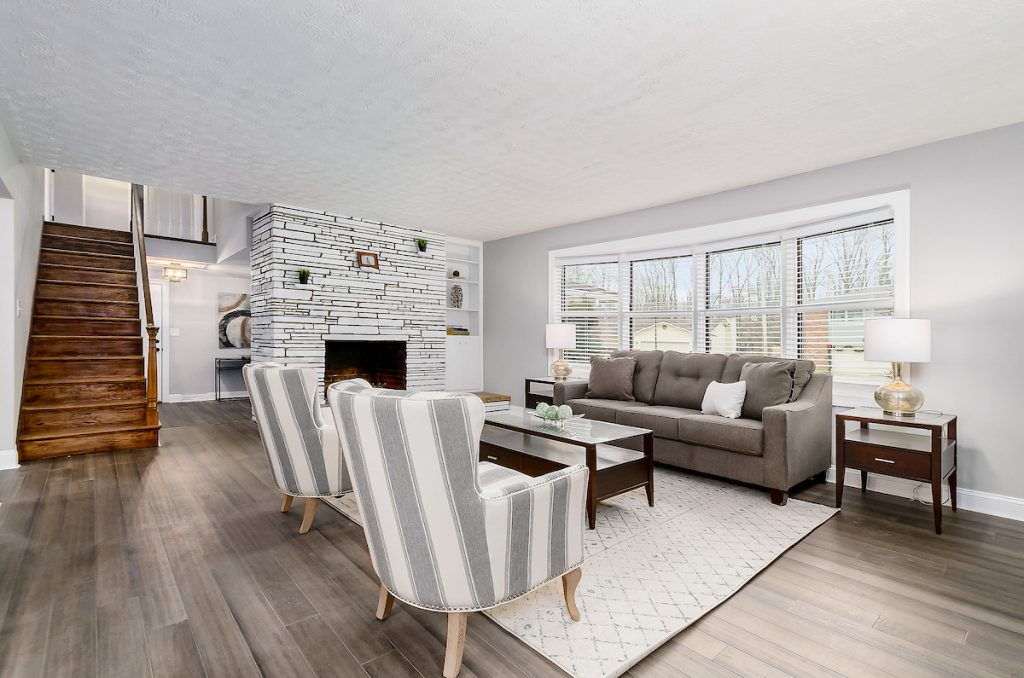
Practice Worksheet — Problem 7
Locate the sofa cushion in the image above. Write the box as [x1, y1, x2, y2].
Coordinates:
[586, 356, 637, 401]
[739, 361, 794, 420]
[701, 380, 746, 419]
[611, 349, 664, 403]
[677, 414, 764, 456]
[616, 405, 701, 439]
[651, 351, 728, 410]
[722, 353, 815, 401]
[566, 398, 648, 424]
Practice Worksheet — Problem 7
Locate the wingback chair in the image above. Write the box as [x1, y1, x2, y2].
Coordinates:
[327, 379, 588, 678]
[243, 364, 350, 534]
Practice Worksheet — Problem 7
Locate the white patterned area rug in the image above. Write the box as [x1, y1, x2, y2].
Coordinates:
[324, 467, 837, 678]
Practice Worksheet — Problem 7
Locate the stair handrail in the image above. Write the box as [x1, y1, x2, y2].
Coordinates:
[131, 183, 160, 426]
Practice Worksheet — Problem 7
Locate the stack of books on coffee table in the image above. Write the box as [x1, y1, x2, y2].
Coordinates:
[472, 391, 511, 412]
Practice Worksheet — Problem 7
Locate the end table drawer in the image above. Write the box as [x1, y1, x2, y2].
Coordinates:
[846, 443, 930, 480]
[479, 443, 522, 472]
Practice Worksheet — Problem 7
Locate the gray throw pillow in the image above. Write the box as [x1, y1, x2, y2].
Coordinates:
[586, 356, 638, 401]
[788, 361, 814, 401]
[739, 361, 795, 420]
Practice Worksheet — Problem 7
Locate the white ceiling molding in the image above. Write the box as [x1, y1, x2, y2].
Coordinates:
[1, 1, 1023, 241]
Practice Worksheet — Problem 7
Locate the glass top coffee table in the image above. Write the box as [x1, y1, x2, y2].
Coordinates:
[483, 410, 654, 529]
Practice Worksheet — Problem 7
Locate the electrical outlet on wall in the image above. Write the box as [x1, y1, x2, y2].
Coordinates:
[16, 299, 21, 317]
[170, 328, 181, 337]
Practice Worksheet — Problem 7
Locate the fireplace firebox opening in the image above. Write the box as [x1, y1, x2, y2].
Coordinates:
[324, 340, 407, 391]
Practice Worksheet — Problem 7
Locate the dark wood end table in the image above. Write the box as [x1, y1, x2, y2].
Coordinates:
[835, 407, 957, 534]
[523, 376, 585, 409]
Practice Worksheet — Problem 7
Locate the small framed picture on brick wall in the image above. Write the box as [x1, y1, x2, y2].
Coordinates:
[356, 251, 379, 269]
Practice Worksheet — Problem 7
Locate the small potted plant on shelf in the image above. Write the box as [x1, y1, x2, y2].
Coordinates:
[415, 238, 429, 255]
[297, 267, 311, 284]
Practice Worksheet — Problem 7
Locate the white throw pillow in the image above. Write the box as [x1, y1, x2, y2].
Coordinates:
[701, 380, 747, 419]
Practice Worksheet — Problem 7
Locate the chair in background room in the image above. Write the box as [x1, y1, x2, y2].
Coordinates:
[327, 380, 588, 678]
[243, 364, 350, 533]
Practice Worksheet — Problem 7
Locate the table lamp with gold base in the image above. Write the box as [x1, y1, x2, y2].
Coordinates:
[864, 318, 931, 417]
[545, 323, 576, 380]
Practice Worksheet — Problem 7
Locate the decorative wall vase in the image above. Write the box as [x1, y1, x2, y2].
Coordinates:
[450, 284, 464, 309]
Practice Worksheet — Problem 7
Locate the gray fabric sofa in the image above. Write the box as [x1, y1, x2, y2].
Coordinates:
[553, 350, 832, 504]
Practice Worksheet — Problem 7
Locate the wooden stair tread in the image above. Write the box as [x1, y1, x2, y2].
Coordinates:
[26, 375, 145, 385]
[37, 278, 138, 289]
[35, 296, 138, 304]
[44, 233, 134, 248]
[29, 356, 143, 362]
[33, 315, 139, 322]
[37, 262, 136, 275]
[40, 247, 134, 260]
[18, 421, 160, 442]
[44, 221, 133, 238]
[30, 335, 142, 340]
[21, 398, 148, 412]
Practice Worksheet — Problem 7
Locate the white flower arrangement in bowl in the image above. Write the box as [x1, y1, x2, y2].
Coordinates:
[532, 402, 584, 429]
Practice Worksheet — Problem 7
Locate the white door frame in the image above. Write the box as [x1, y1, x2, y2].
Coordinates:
[148, 279, 171, 402]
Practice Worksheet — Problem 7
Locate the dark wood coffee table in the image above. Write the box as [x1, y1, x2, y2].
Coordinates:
[481, 410, 654, 529]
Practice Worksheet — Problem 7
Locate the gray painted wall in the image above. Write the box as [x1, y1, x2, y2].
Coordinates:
[155, 269, 251, 399]
[483, 122, 1024, 501]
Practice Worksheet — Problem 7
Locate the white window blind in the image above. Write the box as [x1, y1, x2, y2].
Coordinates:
[628, 255, 694, 352]
[558, 261, 620, 364]
[788, 219, 895, 384]
[701, 242, 782, 357]
[553, 210, 897, 386]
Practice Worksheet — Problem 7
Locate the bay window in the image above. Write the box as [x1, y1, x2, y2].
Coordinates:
[554, 210, 896, 387]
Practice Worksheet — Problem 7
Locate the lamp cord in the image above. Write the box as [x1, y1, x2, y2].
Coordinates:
[914, 408, 950, 506]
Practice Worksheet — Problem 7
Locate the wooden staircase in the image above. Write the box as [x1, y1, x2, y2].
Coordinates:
[17, 221, 160, 461]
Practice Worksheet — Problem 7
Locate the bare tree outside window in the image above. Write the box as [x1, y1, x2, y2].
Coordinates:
[797, 221, 894, 383]
[704, 244, 781, 354]
[629, 256, 694, 350]
[708, 244, 781, 309]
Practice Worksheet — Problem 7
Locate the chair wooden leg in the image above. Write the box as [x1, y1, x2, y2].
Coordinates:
[299, 498, 318, 534]
[376, 584, 395, 621]
[770, 489, 788, 506]
[443, 612, 468, 678]
[562, 567, 582, 621]
[280, 493, 294, 513]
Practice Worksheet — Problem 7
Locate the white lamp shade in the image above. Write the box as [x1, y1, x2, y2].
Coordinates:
[864, 319, 931, 363]
[545, 323, 576, 350]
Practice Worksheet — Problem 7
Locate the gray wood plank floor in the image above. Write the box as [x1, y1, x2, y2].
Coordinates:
[1, 400, 1022, 677]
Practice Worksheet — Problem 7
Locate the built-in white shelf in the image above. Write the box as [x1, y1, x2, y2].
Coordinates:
[445, 237, 483, 391]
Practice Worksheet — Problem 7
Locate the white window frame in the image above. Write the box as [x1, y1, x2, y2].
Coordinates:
[549, 191, 910, 406]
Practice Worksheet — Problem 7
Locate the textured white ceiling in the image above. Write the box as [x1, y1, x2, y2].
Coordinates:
[2, 1, 1024, 241]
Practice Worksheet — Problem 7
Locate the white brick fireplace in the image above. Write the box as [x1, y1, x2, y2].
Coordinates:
[250, 205, 446, 393]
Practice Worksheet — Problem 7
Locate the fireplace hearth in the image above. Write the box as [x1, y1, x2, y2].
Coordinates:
[324, 340, 407, 391]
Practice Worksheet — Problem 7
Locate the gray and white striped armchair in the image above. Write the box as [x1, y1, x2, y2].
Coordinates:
[243, 364, 350, 534]
[327, 379, 588, 678]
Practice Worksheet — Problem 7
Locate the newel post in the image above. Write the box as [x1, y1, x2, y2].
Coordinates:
[146, 325, 159, 425]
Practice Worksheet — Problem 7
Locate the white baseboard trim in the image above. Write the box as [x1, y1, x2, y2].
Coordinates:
[956, 488, 1024, 523]
[825, 466, 1024, 523]
[164, 391, 248, 403]
[0, 448, 20, 471]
